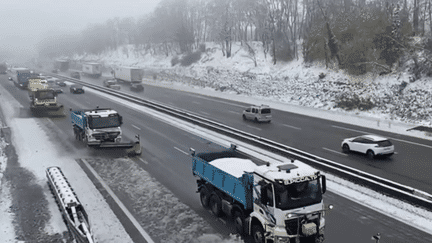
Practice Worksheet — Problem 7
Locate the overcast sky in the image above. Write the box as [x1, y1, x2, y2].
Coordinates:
[0, 0, 161, 63]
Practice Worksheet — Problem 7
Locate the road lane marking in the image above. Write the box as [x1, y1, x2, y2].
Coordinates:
[247, 125, 262, 131]
[139, 158, 148, 164]
[228, 110, 238, 114]
[323, 147, 348, 156]
[174, 147, 189, 155]
[192, 101, 200, 105]
[188, 94, 245, 108]
[81, 159, 155, 243]
[282, 124, 301, 130]
[332, 125, 432, 149]
[131, 124, 141, 130]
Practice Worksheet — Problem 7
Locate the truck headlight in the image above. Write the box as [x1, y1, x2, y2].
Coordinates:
[115, 138, 121, 143]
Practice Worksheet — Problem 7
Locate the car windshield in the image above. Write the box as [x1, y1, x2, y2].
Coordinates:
[377, 140, 392, 147]
[274, 179, 322, 210]
[261, 108, 271, 114]
[88, 115, 121, 129]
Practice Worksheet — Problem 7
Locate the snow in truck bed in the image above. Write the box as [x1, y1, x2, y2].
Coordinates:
[209, 158, 257, 178]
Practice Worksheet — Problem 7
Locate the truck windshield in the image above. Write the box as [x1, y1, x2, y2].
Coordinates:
[89, 115, 121, 129]
[35, 91, 55, 99]
[274, 179, 322, 210]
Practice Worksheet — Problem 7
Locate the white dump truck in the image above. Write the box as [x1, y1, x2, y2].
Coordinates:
[191, 144, 332, 243]
[70, 107, 141, 155]
[112, 66, 144, 83]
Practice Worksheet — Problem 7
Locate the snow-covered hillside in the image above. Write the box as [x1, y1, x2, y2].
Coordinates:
[74, 42, 432, 127]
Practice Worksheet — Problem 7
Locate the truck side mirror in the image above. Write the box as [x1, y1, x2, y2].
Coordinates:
[119, 116, 123, 125]
[321, 175, 326, 194]
[190, 148, 195, 156]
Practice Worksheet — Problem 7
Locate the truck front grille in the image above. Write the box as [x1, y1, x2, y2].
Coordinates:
[93, 132, 120, 141]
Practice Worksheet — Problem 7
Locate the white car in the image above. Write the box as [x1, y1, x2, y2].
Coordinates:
[341, 135, 394, 159]
[242, 105, 272, 123]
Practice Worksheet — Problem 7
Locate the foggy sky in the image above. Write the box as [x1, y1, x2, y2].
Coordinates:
[0, 0, 161, 63]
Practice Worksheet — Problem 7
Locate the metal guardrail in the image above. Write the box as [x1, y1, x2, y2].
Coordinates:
[50, 72, 432, 210]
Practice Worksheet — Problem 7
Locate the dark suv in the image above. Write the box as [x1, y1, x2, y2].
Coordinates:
[70, 71, 81, 79]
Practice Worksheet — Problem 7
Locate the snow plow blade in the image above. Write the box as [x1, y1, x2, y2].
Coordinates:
[99, 135, 142, 156]
[98, 142, 135, 148]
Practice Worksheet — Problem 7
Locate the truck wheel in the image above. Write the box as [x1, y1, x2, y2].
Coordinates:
[252, 224, 265, 243]
[200, 187, 210, 209]
[367, 150, 375, 159]
[342, 144, 350, 153]
[233, 211, 244, 235]
[242, 114, 246, 120]
[209, 194, 222, 217]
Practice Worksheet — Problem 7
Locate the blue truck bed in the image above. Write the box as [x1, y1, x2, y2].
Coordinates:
[192, 150, 255, 210]
[71, 111, 86, 130]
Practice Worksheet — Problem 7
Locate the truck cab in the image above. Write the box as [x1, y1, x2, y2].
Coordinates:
[82, 109, 123, 145]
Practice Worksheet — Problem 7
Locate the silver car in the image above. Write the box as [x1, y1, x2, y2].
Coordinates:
[242, 105, 272, 123]
[341, 135, 394, 159]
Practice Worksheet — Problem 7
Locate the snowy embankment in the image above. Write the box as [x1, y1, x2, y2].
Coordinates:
[77, 42, 432, 127]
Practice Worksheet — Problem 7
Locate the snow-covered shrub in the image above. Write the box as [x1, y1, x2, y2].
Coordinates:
[171, 56, 180, 66]
[181, 51, 201, 66]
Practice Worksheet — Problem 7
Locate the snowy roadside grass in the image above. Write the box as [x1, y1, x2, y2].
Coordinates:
[85, 157, 243, 243]
[0, 134, 16, 243]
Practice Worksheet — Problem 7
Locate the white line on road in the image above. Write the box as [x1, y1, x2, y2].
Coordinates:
[81, 159, 155, 243]
[228, 110, 238, 114]
[192, 101, 200, 105]
[322, 147, 348, 156]
[139, 158, 148, 164]
[247, 125, 262, 131]
[282, 124, 301, 130]
[174, 147, 189, 155]
[188, 94, 246, 108]
[131, 124, 141, 130]
[331, 125, 432, 149]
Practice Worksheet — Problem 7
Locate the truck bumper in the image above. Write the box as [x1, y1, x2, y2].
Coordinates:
[31, 104, 64, 111]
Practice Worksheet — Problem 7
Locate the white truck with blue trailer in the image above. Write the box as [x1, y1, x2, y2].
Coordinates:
[191, 144, 332, 243]
[70, 107, 141, 155]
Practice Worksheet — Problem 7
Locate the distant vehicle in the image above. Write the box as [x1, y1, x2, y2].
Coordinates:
[56, 80, 66, 87]
[54, 59, 69, 72]
[46, 77, 59, 85]
[11, 67, 38, 89]
[242, 105, 272, 123]
[82, 63, 102, 78]
[130, 83, 144, 92]
[112, 66, 144, 84]
[70, 71, 81, 79]
[50, 84, 63, 94]
[103, 79, 120, 90]
[341, 135, 395, 159]
[70, 85, 84, 94]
